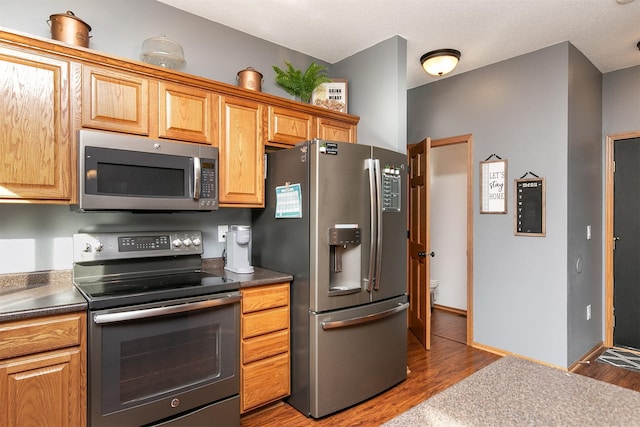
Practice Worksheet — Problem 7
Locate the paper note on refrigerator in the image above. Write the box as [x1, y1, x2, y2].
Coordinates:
[275, 183, 302, 218]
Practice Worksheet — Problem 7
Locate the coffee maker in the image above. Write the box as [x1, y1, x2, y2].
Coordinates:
[224, 225, 254, 273]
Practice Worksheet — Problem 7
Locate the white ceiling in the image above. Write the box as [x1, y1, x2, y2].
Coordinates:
[159, 0, 640, 89]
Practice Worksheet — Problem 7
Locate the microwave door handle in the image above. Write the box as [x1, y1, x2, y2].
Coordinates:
[193, 156, 201, 200]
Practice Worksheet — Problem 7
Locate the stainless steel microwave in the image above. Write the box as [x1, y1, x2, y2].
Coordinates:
[74, 130, 218, 212]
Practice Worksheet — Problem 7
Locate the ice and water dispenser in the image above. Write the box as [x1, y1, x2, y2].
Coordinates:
[328, 226, 362, 294]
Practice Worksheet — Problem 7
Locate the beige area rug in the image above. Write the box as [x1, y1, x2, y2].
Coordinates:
[383, 356, 640, 426]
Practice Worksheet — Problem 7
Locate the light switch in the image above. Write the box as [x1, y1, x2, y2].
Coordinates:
[586, 225, 591, 240]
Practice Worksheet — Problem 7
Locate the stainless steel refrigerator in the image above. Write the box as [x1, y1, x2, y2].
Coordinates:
[252, 139, 408, 418]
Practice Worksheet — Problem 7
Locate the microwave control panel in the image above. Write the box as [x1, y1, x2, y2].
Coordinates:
[199, 160, 217, 208]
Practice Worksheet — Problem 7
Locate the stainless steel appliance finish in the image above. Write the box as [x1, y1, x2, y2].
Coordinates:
[74, 129, 218, 212]
[252, 140, 408, 418]
[73, 231, 240, 427]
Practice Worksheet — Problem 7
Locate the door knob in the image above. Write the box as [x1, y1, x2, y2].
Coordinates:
[417, 251, 436, 258]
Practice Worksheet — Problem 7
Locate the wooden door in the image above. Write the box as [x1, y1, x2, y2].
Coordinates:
[408, 138, 430, 349]
[218, 96, 264, 207]
[0, 47, 72, 201]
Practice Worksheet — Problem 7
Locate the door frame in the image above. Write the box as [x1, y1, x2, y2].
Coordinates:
[605, 130, 640, 347]
[429, 134, 474, 344]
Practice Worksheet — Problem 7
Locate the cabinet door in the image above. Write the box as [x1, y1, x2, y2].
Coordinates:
[218, 96, 264, 207]
[0, 347, 85, 427]
[158, 82, 213, 144]
[267, 106, 312, 147]
[317, 117, 357, 143]
[82, 65, 149, 135]
[0, 47, 71, 201]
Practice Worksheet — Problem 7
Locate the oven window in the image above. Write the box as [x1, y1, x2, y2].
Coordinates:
[120, 323, 220, 403]
[96, 302, 237, 415]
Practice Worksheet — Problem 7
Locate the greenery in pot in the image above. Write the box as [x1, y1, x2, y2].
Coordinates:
[272, 61, 331, 103]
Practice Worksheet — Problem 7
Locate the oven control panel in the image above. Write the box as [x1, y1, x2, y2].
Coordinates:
[73, 231, 203, 262]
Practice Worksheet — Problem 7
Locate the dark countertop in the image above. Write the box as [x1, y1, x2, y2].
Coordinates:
[0, 270, 87, 322]
[0, 260, 293, 323]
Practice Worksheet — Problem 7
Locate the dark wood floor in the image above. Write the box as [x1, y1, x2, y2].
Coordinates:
[241, 309, 640, 427]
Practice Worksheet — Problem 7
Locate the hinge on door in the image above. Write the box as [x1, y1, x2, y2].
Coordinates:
[613, 160, 616, 173]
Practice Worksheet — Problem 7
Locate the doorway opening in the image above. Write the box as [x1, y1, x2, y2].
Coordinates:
[605, 130, 640, 350]
[407, 134, 473, 349]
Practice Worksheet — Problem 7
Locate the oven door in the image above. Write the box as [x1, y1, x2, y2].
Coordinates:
[87, 292, 240, 427]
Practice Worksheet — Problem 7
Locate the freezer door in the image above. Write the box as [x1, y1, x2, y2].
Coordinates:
[308, 296, 408, 418]
[310, 141, 374, 312]
[372, 146, 408, 302]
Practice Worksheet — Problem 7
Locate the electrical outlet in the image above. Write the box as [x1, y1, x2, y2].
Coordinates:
[218, 225, 228, 242]
[586, 304, 592, 320]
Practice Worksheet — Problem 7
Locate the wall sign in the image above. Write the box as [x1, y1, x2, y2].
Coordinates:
[515, 176, 545, 236]
[480, 158, 507, 214]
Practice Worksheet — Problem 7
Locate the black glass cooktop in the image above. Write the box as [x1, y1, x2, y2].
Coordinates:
[74, 271, 239, 310]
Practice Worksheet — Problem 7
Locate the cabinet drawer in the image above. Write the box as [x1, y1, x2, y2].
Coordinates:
[242, 283, 289, 314]
[242, 306, 289, 339]
[241, 352, 290, 412]
[243, 329, 289, 364]
[0, 313, 84, 360]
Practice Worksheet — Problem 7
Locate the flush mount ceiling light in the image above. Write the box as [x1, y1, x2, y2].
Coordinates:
[420, 49, 461, 77]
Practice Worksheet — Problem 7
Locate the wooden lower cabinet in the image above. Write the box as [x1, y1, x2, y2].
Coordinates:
[240, 283, 290, 413]
[0, 312, 86, 427]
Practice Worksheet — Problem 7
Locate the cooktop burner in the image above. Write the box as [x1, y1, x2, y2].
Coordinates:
[74, 271, 239, 310]
[72, 231, 240, 310]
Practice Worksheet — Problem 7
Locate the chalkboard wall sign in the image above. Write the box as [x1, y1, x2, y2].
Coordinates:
[480, 158, 507, 214]
[515, 177, 545, 236]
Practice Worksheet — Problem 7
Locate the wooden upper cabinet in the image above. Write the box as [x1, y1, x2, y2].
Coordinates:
[317, 117, 357, 143]
[267, 106, 313, 147]
[81, 64, 149, 135]
[158, 81, 214, 144]
[217, 96, 264, 207]
[0, 46, 72, 201]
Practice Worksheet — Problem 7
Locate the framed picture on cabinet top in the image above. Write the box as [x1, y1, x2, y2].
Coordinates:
[480, 159, 507, 214]
[312, 79, 348, 113]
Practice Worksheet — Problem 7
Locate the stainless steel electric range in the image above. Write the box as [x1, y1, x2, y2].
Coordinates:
[73, 230, 240, 427]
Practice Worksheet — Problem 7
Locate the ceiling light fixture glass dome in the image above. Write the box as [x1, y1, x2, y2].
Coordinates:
[420, 49, 461, 77]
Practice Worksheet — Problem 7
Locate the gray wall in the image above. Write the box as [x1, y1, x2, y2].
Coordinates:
[566, 45, 603, 366]
[603, 66, 640, 135]
[333, 36, 408, 153]
[409, 43, 575, 367]
[0, 0, 405, 274]
[0, 0, 327, 99]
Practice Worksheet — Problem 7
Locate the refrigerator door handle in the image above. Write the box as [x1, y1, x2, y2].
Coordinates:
[373, 159, 383, 290]
[320, 302, 409, 330]
[365, 158, 377, 292]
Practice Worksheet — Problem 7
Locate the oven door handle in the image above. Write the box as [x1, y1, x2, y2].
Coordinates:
[93, 294, 241, 325]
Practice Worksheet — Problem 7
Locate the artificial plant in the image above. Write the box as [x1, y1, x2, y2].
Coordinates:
[272, 61, 331, 103]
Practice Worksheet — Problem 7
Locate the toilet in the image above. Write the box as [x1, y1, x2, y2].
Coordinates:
[430, 279, 439, 311]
